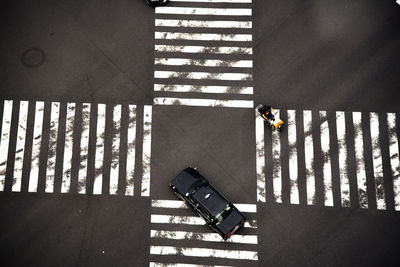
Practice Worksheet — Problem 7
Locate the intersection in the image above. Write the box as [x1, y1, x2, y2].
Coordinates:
[1, 0, 400, 266]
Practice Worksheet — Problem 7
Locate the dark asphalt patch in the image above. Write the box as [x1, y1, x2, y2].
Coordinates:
[21, 47, 46, 68]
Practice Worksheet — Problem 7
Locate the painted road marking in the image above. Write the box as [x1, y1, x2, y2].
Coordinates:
[304, 110, 316, 205]
[154, 70, 252, 80]
[78, 103, 91, 194]
[170, 0, 252, 2]
[336, 111, 350, 207]
[93, 104, 106, 195]
[353, 112, 368, 208]
[141, 105, 152, 197]
[155, 58, 253, 68]
[255, 109, 266, 202]
[320, 111, 333, 206]
[155, 19, 252, 28]
[151, 199, 257, 213]
[155, 32, 252, 42]
[28, 101, 44, 192]
[154, 84, 253, 94]
[370, 112, 386, 210]
[12, 101, 29, 192]
[0, 100, 13, 191]
[150, 246, 258, 261]
[387, 113, 400, 211]
[110, 105, 121, 195]
[150, 263, 233, 267]
[61, 103, 76, 193]
[154, 97, 254, 108]
[45, 102, 60, 193]
[126, 105, 137, 196]
[151, 230, 258, 244]
[272, 110, 282, 203]
[287, 110, 299, 204]
[155, 7, 252, 16]
[154, 45, 252, 54]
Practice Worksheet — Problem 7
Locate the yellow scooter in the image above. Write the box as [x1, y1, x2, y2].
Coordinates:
[256, 104, 284, 132]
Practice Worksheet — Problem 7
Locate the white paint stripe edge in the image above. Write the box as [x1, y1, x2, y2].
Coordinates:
[126, 105, 136, 196]
[170, 0, 252, 3]
[154, 45, 252, 54]
[28, 101, 44, 192]
[154, 58, 253, 68]
[353, 112, 368, 208]
[336, 111, 350, 207]
[150, 245, 258, 260]
[272, 111, 282, 203]
[154, 98, 254, 108]
[0, 100, 13, 191]
[93, 104, 106, 195]
[304, 110, 316, 205]
[150, 229, 258, 244]
[155, 32, 252, 42]
[155, 7, 252, 16]
[155, 19, 252, 29]
[61, 103, 76, 193]
[151, 200, 257, 212]
[154, 84, 253, 94]
[320, 111, 333, 206]
[387, 113, 400, 211]
[149, 263, 234, 267]
[78, 103, 91, 194]
[154, 71, 252, 81]
[12, 101, 29, 192]
[45, 102, 60, 193]
[150, 214, 257, 228]
[369, 112, 386, 210]
[141, 105, 152, 197]
[255, 111, 265, 202]
[287, 110, 299, 204]
[110, 105, 121, 195]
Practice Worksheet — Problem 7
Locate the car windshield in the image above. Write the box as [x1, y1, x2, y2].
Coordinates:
[186, 179, 207, 196]
[215, 204, 233, 223]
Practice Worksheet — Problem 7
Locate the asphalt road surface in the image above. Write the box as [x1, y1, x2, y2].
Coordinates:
[1, 0, 400, 266]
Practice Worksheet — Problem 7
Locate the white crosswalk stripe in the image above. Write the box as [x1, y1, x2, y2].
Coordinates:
[154, 0, 253, 108]
[304, 110, 316, 205]
[155, 7, 252, 16]
[387, 113, 400, 211]
[45, 102, 60, 193]
[12, 101, 29, 192]
[0, 100, 147, 196]
[353, 112, 368, 208]
[320, 111, 333, 206]
[336, 111, 350, 207]
[28, 101, 44, 192]
[0, 100, 13, 191]
[254, 108, 400, 211]
[77, 103, 91, 194]
[61, 103, 76, 193]
[150, 199, 258, 265]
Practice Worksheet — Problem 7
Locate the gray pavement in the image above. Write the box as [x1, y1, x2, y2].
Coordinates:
[1, 0, 400, 266]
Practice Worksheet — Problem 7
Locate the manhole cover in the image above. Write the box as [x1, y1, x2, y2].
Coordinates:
[21, 47, 46, 68]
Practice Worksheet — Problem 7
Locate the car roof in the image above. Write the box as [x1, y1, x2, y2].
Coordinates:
[192, 184, 229, 218]
[171, 168, 203, 195]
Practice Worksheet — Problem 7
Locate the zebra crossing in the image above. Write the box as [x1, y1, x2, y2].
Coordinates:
[153, 0, 254, 108]
[149, 199, 258, 266]
[255, 109, 400, 211]
[0, 100, 152, 196]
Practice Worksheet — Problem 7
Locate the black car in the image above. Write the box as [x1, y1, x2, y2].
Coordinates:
[170, 167, 246, 240]
[145, 0, 169, 7]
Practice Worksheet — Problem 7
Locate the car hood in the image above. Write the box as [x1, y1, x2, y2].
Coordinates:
[215, 208, 246, 237]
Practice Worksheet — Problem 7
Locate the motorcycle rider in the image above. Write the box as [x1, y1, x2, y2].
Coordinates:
[259, 105, 275, 122]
